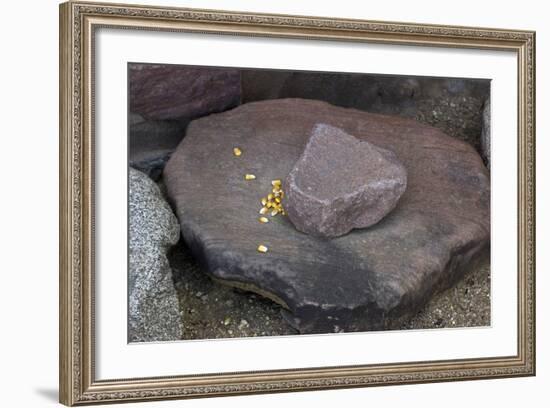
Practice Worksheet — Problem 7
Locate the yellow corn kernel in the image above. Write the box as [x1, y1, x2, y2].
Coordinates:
[271, 209, 279, 216]
[275, 197, 281, 203]
[233, 147, 242, 156]
[245, 174, 256, 180]
[271, 179, 282, 187]
[257, 245, 268, 253]
[259, 207, 268, 215]
[259, 216, 269, 223]
[267, 193, 273, 200]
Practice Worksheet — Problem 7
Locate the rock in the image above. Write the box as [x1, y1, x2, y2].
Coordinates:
[130, 112, 146, 126]
[481, 98, 491, 169]
[164, 99, 490, 334]
[129, 117, 186, 181]
[129, 65, 242, 179]
[241, 71, 489, 156]
[284, 124, 407, 237]
[129, 168, 182, 342]
[129, 64, 241, 121]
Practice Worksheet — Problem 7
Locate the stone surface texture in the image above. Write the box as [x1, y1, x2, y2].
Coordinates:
[129, 168, 182, 342]
[128, 64, 242, 179]
[163, 99, 490, 334]
[128, 67, 489, 182]
[129, 113, 186, 181]
[169, 239, 489, 340]
[284, 124, 407, 237]
[242, 71, 489, 156]
[129, 64, 241, 121]
[481, 98, 491, 169]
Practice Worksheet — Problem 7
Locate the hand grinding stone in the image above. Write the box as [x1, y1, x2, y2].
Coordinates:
[284, 124, 407, 237]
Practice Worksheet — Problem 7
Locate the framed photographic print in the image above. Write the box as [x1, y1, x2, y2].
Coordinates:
[59, 1, 536, 405]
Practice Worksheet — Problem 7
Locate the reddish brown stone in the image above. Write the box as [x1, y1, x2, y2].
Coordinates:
[284, 124, 407, 237]
[129, 64, 241, 121]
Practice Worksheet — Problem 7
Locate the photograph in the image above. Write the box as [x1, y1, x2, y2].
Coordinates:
[57, 1, 536, 404]
[127, 64, 491, 342]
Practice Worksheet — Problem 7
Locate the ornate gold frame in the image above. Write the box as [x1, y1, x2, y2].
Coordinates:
[59, 1, 536, 405]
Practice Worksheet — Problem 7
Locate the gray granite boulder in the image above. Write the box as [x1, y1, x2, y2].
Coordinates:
[129, 168, 182, 342]
[164, 99, 490, 334]
[284, 124, 407, 237]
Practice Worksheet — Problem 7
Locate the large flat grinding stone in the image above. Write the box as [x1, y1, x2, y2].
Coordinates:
[164, 99, 490, 333]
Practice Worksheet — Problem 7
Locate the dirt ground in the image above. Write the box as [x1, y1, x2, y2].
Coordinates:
[169, 240, 490, 340]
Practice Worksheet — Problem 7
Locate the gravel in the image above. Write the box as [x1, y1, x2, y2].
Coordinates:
[170, 241, 298, 339]
[400, 255, 491, 330]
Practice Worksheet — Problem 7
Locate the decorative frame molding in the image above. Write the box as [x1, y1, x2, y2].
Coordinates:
[59, 1, 536, 405]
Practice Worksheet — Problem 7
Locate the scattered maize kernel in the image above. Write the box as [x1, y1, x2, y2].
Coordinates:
[233, 147, 242, 156]
[257, 245, 268, 253]
[256, 180, 286, 220]
[245, 174, 256, 180]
